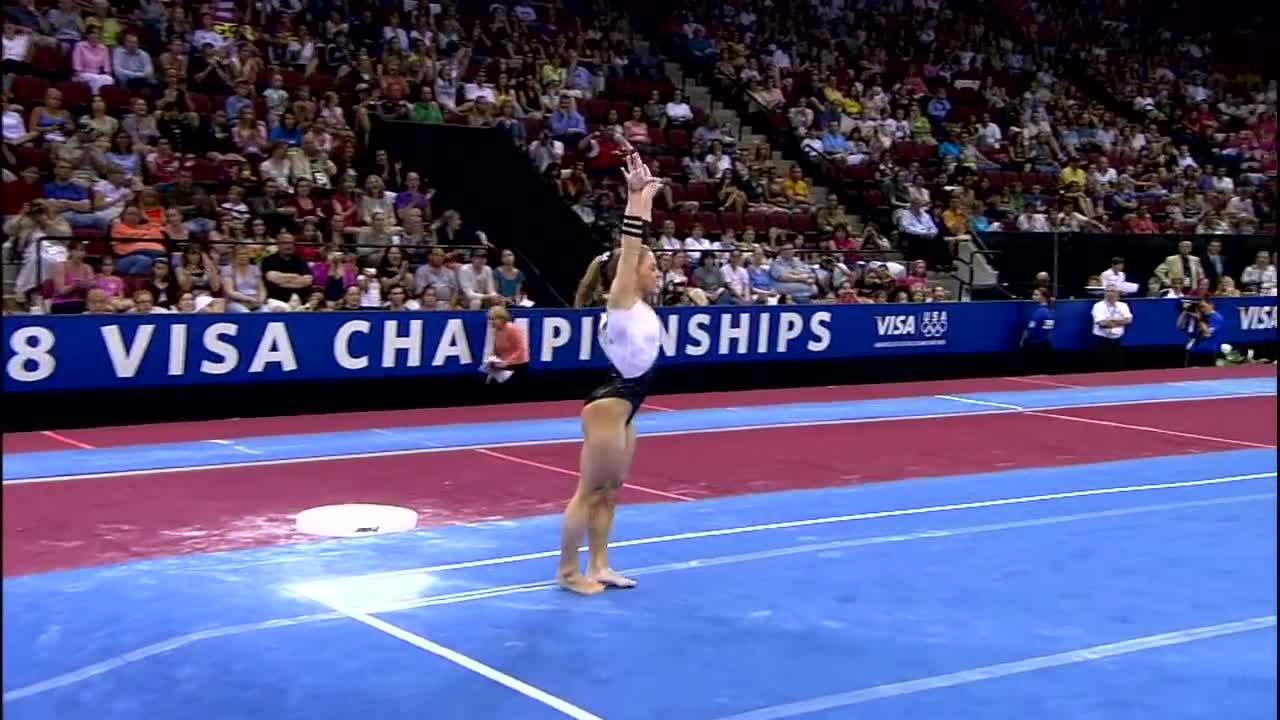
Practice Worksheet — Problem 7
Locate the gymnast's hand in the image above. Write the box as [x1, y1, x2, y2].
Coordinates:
[622, 153, 662, 209]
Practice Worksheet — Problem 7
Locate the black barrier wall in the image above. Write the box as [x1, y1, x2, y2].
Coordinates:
[371, 121, 599, 306]
[977, 232, 1277, 298]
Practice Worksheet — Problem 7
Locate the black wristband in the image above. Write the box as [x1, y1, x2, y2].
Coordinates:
[621, 214, 648, 238]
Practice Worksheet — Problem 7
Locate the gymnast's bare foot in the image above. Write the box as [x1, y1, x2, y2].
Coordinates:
[558, 571, 605, 595]
[587, 568, 637, 589]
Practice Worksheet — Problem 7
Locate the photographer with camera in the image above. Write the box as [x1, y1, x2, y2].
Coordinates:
[1178, 295, 1225, 368]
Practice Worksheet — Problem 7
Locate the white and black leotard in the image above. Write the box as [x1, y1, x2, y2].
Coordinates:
[584, 300, 662, 424]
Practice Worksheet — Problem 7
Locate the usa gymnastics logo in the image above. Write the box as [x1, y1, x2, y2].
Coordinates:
[873, 310, 949, 348]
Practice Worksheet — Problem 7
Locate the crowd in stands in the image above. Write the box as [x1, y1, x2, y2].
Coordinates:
[679, 0, 1276, 257]
[0, 0, 1275, 315]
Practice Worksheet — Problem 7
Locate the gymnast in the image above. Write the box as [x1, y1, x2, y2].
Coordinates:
[557, 154, 663, 595]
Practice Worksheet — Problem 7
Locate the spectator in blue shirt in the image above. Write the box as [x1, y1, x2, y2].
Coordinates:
[926, 90, 951, 124]
[1182, 297, 1225, 367]
[938, 136, 962, 159]
[44, 160, 108, 230]
[548, 96, 586, 142]
[225, 80, 253, 120]
[567, 61, 595, 97]
[821, 121, 850, 154]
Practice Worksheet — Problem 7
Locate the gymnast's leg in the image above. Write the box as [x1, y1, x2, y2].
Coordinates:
[557, 398, 633, 595]
[587, 420, 638, 588]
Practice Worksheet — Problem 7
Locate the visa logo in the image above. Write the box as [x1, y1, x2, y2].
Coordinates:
[876, 315, 916, 335]
[1239, 306, 1278, 331]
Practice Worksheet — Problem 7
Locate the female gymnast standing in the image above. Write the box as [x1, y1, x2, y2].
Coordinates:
[557, 154, 663, 595]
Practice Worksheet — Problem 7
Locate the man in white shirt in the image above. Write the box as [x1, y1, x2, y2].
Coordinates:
[1088, 157, 1118, 186]
[1091, 285, 1133, 370]
[1099, 256, 1138, 295]
[655, 219, 682, 253]
[1016, 207, 1052, 232]
[977, 113, 1003, 150]
[896, 199, 948, 270]
[457, 249, 504, 309]
[720, 249, 752, 303]
[664, 89, 695, 127]
[683, 223, 713, 263]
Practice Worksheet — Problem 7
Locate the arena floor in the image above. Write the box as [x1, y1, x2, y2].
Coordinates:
[3, 366, 1276, 719]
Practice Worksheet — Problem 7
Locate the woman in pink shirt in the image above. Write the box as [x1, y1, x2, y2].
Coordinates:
[484, 306, 529, 386]
[94, 253, 131, 311]
[72, 27, 115, 96]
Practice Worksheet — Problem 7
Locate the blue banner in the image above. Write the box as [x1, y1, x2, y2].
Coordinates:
[4, 298, 1276, 392]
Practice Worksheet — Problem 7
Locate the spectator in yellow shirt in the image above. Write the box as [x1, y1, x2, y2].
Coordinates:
[1060, 158, 1086, 188]
[781, 165, 811, 208]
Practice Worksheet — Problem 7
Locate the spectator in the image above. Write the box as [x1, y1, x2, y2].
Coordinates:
[260, 233, 313, 304]
[768, 244, 817, 303]
[494, 249, 526, 305]
[45, 160, 106, 231]
[1155, 240, 1205, 293]
[458, 249, 503, 310]
[691, 252, 730, 305]
[548, 96, 586, 143]
[1100, 257, 1139, 295]
[146, 256, 179, 309]
[221, 246, 266, 313]
[414, 246, 460, 309]
[721, 249, 753, 304]
[1201, 239, 1229, 292]
[110, 207, 167, 278]
[1240, 250, 1277, 295]
[112, 32, 154, 90]
[72, 26, 114, 95]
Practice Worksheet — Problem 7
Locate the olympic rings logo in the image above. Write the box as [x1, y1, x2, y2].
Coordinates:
[919, 311, 949, 338]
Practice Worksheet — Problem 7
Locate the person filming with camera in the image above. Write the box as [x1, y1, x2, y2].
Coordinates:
[1178, 296, 1224, 368]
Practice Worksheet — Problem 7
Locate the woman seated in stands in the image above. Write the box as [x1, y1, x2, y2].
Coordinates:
[28, 88, 73, 145]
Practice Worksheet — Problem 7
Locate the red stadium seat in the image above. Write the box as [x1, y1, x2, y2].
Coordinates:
[54, 81, 91, 111]
[744, 211, 768, 232]
[684, 181, 711, 204]
[30, 44, 67, 78]
[12, 76, 49, 107]
[718, 211, 743, 233]
[668, 182, 687, 204]
[188, 92, 212, 115]
[99, 84, 134, 113]
[646, 127, 667, 146]
[15, 147, 53, 173]
[189, 159, 219, 184]
[605, 77, 630, 99]
[846, 164, 874, 183]
[673, 210, 695, 236]
[789, 213, 815, 234]
[767, 212, 791, 229]
[587, 99, 610, 121]
[651, 210, 669, 229]
[307, 73, 336, 96]
[695, 211, 719, 232]
[656, 154, 680, 176]
[667, 129, 691, 149]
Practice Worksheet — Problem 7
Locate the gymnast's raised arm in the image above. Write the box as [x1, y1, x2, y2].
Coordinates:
[608, 153, 662, 311]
